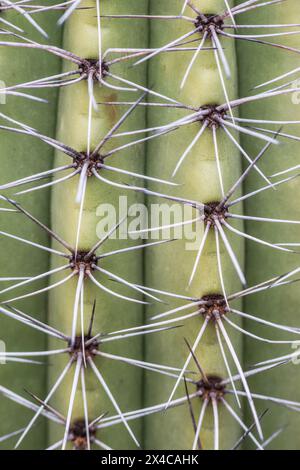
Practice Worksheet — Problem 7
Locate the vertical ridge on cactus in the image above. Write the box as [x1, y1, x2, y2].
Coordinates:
[143, 0, 245, 450]
[47, 0, 149, 450]
[237, 0, 300, 450]
[0, 3, 62, 450]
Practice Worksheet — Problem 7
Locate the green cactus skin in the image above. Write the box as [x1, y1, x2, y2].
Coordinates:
[0, 10, 62, 449]
[236, 0, 300, 450]
[144, 0, 244, 450]
[48, 0, 148, 449]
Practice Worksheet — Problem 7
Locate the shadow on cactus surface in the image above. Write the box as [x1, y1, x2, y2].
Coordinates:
[0, 0, 300, 451]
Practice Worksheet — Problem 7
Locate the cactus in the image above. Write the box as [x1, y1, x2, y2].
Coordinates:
[0, 0, 300, 451]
